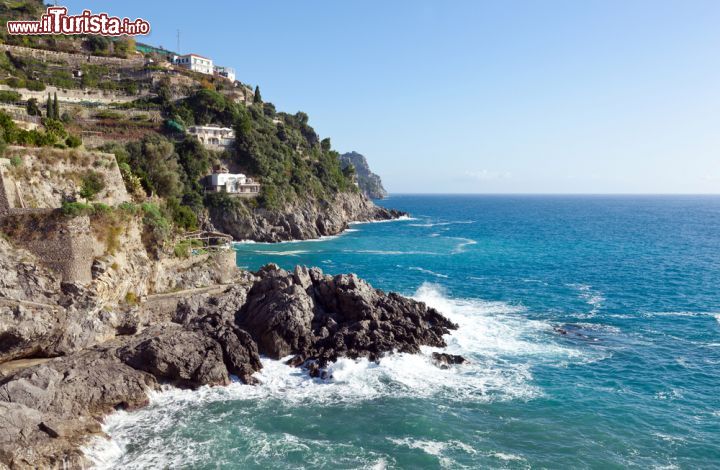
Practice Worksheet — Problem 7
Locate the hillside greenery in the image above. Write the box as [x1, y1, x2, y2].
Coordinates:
[0, 2, 359, 239]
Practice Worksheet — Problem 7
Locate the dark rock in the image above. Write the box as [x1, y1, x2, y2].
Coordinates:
[116, 326, 230, 388]
[238, 265, 458, 366]
[431, 352, 468, 369]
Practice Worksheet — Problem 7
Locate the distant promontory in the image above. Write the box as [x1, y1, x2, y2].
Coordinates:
[340, 151, 388, 199]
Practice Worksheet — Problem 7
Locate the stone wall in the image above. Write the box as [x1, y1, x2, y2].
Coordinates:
[0, 83, 143, 105]
[1, 147, 130, 209]
[0, 44, 144, 67]
[23, 215, 94, 284]
[0, 212, 95, 284]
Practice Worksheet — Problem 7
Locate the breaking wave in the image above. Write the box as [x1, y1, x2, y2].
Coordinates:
[85, 284, 586, 468]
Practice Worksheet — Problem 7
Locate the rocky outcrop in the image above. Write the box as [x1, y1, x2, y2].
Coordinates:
[340, 151, 388, 199]
[238, 265, 458, 369]
[209, 191, 406, 242]
[0, 253, 461, 468]
[0, 348, 158, 469]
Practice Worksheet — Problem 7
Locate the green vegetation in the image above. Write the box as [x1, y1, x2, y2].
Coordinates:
[0, 90, 21, 103]
[65, 134, 82, 148]
[79, 171, 106, 200]
[25, 98, 41, 116]
[0, 110, 66, 147]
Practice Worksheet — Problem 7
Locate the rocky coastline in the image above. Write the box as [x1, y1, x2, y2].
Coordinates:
[208, 191, 406, 243]
[0, 247, 460, 468]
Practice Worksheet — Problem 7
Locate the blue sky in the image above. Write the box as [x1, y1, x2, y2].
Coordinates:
[64, 0, 720, 193]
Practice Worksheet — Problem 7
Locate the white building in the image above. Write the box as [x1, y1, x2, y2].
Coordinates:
[206, 166, 260, 196]
[174, 53, 214, 75]
[187, 125, 234, 150]
[214, 65, 236, 82]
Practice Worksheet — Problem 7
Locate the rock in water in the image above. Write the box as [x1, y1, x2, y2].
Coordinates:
[238, 265, 459, 365]
[431, 352, 468, 369]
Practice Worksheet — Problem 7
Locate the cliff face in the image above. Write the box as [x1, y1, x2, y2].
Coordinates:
[340, 151, 388, 199]
[208, 191, 404, 242]
[0, 248, 460, 468]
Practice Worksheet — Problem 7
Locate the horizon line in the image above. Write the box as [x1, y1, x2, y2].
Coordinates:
[382, 193, 720, 197]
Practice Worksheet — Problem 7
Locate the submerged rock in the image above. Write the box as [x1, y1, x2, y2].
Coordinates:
[431, 352, 468, 369]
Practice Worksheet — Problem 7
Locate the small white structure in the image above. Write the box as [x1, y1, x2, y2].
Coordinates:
[187, 125, 234, 150]
[214, 65, 236, 82]
[173, 53, 213, 75]
[206, 166, 260, 196]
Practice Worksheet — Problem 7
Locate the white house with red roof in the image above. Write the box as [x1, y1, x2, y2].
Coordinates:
[173, 53, 214, 75]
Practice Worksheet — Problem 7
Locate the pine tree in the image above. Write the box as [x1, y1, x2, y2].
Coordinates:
[46, 94, 52, 118]
[53, 92, 59, 120]
[253, 85, 262, 104]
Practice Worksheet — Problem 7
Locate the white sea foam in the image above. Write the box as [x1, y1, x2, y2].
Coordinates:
[349, 215, 417, 225]
[246, 249, 310, 256]
[450, 237, 478, 254]
[408, 266, 449, 278]
[408, 220, 475, 228]
[345, 249, 440, 256]
[85, 283, 585, 467]
[233, 231, 346, 246]
[567, 283, 605, 317]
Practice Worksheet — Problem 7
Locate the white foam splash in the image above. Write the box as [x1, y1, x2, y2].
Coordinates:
[85, 283, 586, 468]
[567, 283, 605, 317]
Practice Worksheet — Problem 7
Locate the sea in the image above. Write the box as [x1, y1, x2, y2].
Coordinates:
[86, 195, 720, 469]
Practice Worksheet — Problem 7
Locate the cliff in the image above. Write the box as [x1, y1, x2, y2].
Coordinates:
[0, 230, 461, 468]
[208, 191, 404, 242]
[340, 151, 388, 199]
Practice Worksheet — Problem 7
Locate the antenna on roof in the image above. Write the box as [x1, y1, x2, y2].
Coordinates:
[176, 29, 181, 54]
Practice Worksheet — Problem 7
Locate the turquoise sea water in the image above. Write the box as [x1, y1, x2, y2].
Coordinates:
[89, 195, 720, 469]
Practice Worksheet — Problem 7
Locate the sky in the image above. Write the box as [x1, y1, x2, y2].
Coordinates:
[62, 0, 720, 194]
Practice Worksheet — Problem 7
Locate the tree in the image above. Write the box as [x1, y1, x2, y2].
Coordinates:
[253, 85, 262, 104]
[53, 92, 59, 120]
[321, 137, 331, 152]
[114, 37, 136, 58]
[46, 94, 51, 118]
[25, 98, 41, 116]
[126, 135, 183, 198]
[86, 36, 110, 55]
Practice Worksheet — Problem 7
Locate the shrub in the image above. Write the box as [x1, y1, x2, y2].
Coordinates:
[173, 240, 191, 259]
[9, 155, 22, 167]
[65, 134, 82, 148]
[79, 171, 105, 200]
[25, 80, 45, 91]
[61, 201, 94, 217]
[124, 291, 138, 305]
[0, 90, 21, 103]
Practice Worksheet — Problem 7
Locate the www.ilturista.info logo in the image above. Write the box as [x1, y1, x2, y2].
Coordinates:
[6, 7, 150, 36]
